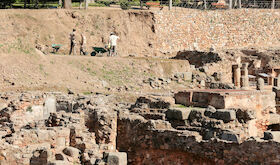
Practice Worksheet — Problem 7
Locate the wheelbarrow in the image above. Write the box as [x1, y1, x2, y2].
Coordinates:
[52, 44, 62, 53]
[91, 47, 108, 57]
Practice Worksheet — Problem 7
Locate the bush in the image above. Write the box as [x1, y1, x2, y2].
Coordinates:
[97, 0, 113, 6]
[120, 0, 131, 10]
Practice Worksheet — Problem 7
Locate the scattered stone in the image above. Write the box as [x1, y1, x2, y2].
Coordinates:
[219, 131, 240, 143]
[55, 153, 65, 160]
[62, 147, 80, 158]
[104, 152, 127, 165]
[264, 131, 280, 142]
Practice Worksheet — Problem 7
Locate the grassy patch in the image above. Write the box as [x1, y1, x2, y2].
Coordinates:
[100, 66, 133, 86]
[83, 91, 92, 95]
[39, 64, 48, 76]
[7, 38, 34, 55]
[86, 67, 97, 76]
[175, 104, 187, 108]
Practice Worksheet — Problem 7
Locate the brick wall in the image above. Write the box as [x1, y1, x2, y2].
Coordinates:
[154, 9, 280, 53]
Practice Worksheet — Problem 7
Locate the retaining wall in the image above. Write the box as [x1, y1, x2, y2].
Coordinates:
[154, 9, 280, 53]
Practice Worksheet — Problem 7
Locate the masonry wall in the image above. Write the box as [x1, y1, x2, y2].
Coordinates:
[117, 115, 280, 165]
[154, 9, 280, 53]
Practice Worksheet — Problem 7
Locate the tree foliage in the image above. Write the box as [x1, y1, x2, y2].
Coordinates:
[0, 0, 16, 8]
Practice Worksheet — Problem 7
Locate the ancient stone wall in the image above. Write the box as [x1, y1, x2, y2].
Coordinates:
[117, 113, 280, 165]
[154, 9, 280, 53]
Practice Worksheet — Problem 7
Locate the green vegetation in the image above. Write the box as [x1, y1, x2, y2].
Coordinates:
[39, 64, 48, 76]
[83, 91, 92, 95]
[7, 38, 34, 55]
[86, 67, 97, 76]
[26, 106, 33, 112]
[88, 3, 106, 7]
[120, 0, 131, 10]
[0, 0, 16, 9]
[175, 104, 187, 108]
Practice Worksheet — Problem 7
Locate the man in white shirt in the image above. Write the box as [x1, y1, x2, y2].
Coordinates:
[108, 32, 119, 57]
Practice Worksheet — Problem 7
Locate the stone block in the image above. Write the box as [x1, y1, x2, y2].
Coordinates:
[27, 105, 44, 121]
[268, 114, 280, 125]
[204, 106, 216, 117]
[56, 137, 66, 147]
[201, 129, 215, 140]
[183, 72, 192, 81]
[165, 108, 191, 120]
[188, 109, 205, 121]
[44, 96, 56, 119]
[48, 160, 69, 165]
[63, 147, 80, 159]
[105, 152, 127, 165]
[219, 131, 240, 143]
[272, 87, 280, 98]
[211, 109, 236, 123]
[174, 92, 192, 106]
[148, 120, 172, 130]
[248, 119, 258, 137]
[55, 153, 65, 160]
[36, 130, 55, 142]
[264, 131, 280, 142]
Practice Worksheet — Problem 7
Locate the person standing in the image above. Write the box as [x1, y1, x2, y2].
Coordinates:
[80, 33, 87, 55]
[69, 29, 77, 55]
[108, 32, 119, 57]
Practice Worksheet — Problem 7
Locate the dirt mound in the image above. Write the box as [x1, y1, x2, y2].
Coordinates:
[0, 52, 191, 93]
[0, 9, 156, 57]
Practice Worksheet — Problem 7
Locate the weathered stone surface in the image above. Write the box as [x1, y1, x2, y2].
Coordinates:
[62, 147, 80, 158]
[257, 78, 264, 90]
[43, 96, 56, 119]
[210, 109, 236, 123]
[105, 152, 127, 165]
[219, 131, 240, 143]
[56, 137, 66, 148]
[204, 105, 216, 117]
[48, 160, 69, 165]
[165, 108, 191, 120]
[182, 72, 192, 81]
[264, 131, 280, 142]
[55, 153, 65, 160]
[148, 120, 172, 130]
[268, 114, 280, 125]
[30, 149, 50, 165]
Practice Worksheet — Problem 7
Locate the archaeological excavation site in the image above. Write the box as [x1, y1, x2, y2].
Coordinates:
[2, 2, 280, 165]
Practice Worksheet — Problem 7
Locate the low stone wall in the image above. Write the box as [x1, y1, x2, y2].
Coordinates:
[117, 114, 280, 165]
[154, 9, 280, 53]
[175, 89, 276, 110]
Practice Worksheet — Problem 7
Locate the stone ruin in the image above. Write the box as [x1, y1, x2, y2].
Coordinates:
[1, 87, 280, 164]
